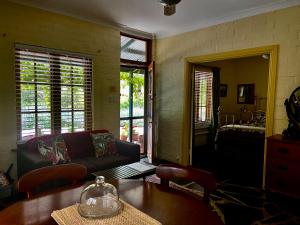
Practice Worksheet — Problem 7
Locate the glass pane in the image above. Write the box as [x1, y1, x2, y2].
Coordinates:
[20, 60, 50, 83]
[73, 87, 84, 110]
[120, 71, 130, 118]
[37, 85, 51, 111]
[121, 36, 146, 62]
[35, 62, 50, 83]
[200, 106, 206, 121]
[61, 65, 84, 85]
[61, 86, 72, 110]
[133, 71, 145, 117]
[20, 60, 34, 82]
[74, 111, 84, 132]
[21, 113, 35, 138]
[37, 112, 51, 135]
[73, 66, 84, 85]
[61, 64, 72, 84]
[199, 79, 207, 106]
[133, 119, 144, 154]
[61, 112, 72, 133]
[21, 84, 35, 112]
[120, 120, 129, 141]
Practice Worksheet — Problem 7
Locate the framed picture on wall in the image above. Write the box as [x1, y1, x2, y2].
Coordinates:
[237, 83, 255, 104]
[220, 84, 227, 97]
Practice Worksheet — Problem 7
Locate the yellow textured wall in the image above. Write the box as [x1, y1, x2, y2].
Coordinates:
[0, 1, 120, 176]
[156, 5, 300, 163]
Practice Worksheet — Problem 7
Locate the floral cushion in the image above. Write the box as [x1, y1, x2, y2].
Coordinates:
[38, 140, 57, 164]
[53, 136, 71, 162]
[0, 172, 10, 187]
[91, 133, 118, 158]
[38, 136, 71, 164]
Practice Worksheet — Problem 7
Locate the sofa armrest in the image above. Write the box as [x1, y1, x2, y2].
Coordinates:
[115, 140, 140, 162]
[17, 151, 52, 178]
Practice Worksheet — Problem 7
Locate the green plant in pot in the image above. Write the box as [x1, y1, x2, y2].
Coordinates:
[120, 123, 129, 141]
[132, 127, 139, 142]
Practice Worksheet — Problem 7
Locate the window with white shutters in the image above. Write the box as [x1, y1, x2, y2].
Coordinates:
[15, 45, 92, 140]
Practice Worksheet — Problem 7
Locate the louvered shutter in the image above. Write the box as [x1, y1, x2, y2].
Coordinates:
[194, 68, 213, 127]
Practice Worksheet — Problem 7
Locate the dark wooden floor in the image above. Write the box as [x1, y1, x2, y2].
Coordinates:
[192, 143, 263, 188]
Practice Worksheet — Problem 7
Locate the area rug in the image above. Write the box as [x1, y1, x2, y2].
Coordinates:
[145, 175, 300, 225]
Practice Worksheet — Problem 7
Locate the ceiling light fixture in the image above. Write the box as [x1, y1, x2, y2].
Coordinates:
[159, 0, 181, 16]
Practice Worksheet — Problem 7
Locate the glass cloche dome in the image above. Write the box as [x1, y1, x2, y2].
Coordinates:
[78, 176, 123, 218]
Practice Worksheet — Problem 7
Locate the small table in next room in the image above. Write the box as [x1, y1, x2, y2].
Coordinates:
[92, 162, 156, 180]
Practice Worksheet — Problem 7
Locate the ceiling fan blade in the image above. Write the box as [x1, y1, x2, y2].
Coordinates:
[160, 0, 181, 6]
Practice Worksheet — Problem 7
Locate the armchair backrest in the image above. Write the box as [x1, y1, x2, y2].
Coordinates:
[17, 163, 87, 199]
[156, 164, 217, 204]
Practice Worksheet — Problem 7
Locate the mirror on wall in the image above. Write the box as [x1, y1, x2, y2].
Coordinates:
[237, 84, 255, 104]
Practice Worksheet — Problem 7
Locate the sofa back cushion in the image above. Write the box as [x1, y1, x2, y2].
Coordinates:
[22, 129, 109, 159]
[63, 130, 108, 159]
[25, 134, 56, 154]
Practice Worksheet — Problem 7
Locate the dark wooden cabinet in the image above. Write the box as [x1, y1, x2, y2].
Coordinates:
[266, 134, 300, 198]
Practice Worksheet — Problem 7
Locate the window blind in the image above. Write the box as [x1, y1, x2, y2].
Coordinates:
[194, 69, 213, 126]
[15, 47, 92, 140]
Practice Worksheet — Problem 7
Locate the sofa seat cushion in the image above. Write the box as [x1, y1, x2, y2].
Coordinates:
[71, 155, 134, 173]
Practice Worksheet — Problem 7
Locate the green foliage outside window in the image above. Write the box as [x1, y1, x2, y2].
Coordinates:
[120, 71, 144, 113]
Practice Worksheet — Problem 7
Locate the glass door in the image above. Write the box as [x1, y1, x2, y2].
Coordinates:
[120, 67, 145, 154]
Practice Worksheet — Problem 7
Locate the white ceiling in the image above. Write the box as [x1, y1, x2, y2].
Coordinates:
[8, 0, 300, 38]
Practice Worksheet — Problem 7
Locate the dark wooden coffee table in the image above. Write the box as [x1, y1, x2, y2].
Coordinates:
[92, 162, 156, 180]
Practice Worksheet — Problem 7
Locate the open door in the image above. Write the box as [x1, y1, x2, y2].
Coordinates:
[191, 65, 219, 167]
[147, 62, 155, 163]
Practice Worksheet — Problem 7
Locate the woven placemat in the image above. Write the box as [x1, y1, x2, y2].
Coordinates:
[51, 199, 162, 225]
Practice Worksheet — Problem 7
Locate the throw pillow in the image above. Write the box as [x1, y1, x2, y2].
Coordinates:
[53, 135, 71, 163]
[91, 133, 118, 158]
[38, 139, 58, 164]
[0, 172, 10, 187]
[37, 136, 71, 164]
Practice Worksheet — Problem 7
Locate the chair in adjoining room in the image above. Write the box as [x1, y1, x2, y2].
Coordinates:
[17, 163, 87, 199]
[155, 164, 217, 204]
